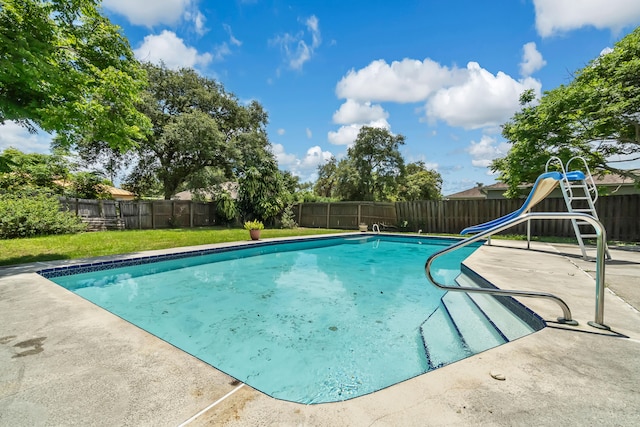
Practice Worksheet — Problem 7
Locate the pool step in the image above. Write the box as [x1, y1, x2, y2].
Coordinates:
[421, 292, 506, 369]
[455, 273, 537, 341]
[443, 291, 508, 352]
[421, 273, 540, 370]
[420, 301, 472, 368]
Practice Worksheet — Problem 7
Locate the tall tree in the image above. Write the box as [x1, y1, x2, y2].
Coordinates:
[236, 132, 292, 223]
[0, 0, 150, 150]
[493, 27, 640, 197]
[95, 63, 270, 200]
[347, 126, 405, 201]
[397, 161, 442, 201]
[314, 156, 338, 198]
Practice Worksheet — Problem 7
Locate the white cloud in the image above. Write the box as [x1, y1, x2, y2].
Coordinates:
[223, 24, 242, 47]
[300, 145, 332, 169]
[270, 15, 322, 71]
[425, 62, 542, 129]
[306, 128, 312, 139]
[466, 135, 511, 167]
[103, 0, 191, 27]
[335, 58, 467, 103]
[212, 42, 231, 62]
[330, 57, 543, 143]
[185, 10, 207, 35]
[0, 122, 52, 154]
[328, 124, 362, 146]
[332, 100, 389, 125]
[277, 128, 286, 136]
[533, 0, 640, 37]
[271, 144, 333, 181]
[134, 30, 212, 69]
[327, 119, 390, 146]
[271, 143, 297, 166]
[520, 42, 547, 76]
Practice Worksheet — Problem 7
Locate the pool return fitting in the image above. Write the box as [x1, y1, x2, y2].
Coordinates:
[425, 212, 609, 330]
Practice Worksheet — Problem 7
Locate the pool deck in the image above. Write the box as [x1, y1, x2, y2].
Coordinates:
[1, 235, 639, 426]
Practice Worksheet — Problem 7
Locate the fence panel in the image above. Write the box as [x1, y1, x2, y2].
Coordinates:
[298, 203, 329, 228]
[193, 202, 214, 226]
[295, 202, 397, 229]
[295, 195, 640, 241]
[328, 203, 359, 229]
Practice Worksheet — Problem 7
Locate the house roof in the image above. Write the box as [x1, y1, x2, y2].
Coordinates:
[446, 170, 639, 199]
[445, 186, 487, 199]
[101, 185, 135, 198]
[53, 180, 135, 198]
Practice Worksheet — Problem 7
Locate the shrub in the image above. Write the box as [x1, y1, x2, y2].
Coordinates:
[0, 193, 86, 239]
[280, 205, 298, 229]
[215, 191, 238, 224]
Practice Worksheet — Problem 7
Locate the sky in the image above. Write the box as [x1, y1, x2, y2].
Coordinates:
[2, 0, 640, 195]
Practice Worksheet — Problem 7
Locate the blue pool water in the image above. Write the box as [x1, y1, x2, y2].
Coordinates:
[46, 235, 482, 404]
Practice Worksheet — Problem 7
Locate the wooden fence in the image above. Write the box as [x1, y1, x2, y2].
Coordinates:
[294, 195, 640, 241]
[60, 198, 217, 230]
[60, 194, 640, 241]
[295, 202, 397, 230]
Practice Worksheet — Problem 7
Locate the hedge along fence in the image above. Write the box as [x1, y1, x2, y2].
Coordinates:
[294, 194, 640, 242]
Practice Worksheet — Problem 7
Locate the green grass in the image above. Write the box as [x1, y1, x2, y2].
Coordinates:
[0, 227, 346, 267]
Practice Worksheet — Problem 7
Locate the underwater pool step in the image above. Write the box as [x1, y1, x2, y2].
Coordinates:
[420, 304, 472, 369]
[441, 292, 507, 354]
[455, 273, 538, 341]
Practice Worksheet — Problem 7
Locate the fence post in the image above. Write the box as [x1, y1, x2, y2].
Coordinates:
[357, 204, 362, 225]
[326, 203, 331, 228]
[190, 201, 194, 228]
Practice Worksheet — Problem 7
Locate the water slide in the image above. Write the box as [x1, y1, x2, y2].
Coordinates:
[460, 170, 585, 235]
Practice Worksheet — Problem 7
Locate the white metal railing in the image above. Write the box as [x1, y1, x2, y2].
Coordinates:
[425, 212, 609, 329]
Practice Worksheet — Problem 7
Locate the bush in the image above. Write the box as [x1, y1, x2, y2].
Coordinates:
[215, 191, 237, 224]
[0, 193, 86, 239]
[280, 205, 298, 229]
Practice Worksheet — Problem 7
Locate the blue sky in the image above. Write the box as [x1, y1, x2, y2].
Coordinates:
[2, 0, 640, 195]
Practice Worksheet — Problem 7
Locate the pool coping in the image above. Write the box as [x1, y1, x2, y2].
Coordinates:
[2, 233, 640, 426]
[35, 232, 470, 279]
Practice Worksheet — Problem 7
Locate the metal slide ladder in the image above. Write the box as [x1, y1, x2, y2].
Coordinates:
[545, 156, 611, 260]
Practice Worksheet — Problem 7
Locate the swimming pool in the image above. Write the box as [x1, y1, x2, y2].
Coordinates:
[40, 234, 538, 404]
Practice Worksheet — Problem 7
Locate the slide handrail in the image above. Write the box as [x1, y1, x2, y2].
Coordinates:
[425, 212, 608, 329]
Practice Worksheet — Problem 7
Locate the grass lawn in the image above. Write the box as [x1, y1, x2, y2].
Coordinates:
[0, 227, 346, 267]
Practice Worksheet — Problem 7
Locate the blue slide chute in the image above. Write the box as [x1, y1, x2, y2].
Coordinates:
[460, 171, 585, 235]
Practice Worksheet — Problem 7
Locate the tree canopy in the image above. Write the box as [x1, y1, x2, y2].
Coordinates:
[314, 127, 442, 201]
[0, 147, 113, 198]
[0, 0, 150, 150]
[0, 147, 68, 193]
[397, 161, 442, 201]
[75, 63, 259, 199]
[493, 26, 640, 197]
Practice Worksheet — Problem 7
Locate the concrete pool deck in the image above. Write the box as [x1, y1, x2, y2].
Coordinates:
[1, 236, 639, 426]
